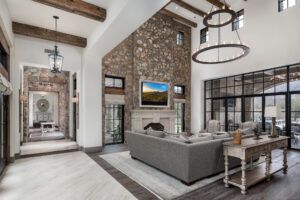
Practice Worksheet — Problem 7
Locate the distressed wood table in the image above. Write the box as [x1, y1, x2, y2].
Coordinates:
[223, 135, 288, 194]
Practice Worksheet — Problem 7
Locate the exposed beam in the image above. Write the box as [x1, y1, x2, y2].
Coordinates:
[12, 22, 87, 48]
[206, 0, 229, 9]
[32, 0, 106, 22]
[160, 9, 197, 28]
[172, 0, 207, 17]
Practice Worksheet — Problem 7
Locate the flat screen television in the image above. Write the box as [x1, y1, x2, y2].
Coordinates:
[140, 80, 169, 107]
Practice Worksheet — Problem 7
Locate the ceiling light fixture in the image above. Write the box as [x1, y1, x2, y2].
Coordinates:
[192, 1, 250, 64]
[48, 16, 64, 73]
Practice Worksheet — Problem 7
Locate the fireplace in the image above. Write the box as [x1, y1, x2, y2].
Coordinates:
[144, 123, 164, 131]
[131, 110, 176, 133]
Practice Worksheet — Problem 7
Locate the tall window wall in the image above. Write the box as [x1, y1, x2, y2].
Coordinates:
[204, 63, 300, 149]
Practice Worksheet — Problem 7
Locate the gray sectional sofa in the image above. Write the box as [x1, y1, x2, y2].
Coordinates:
[127, 131, 256, 185]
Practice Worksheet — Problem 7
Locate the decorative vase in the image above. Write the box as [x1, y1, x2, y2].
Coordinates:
[233, 130, 242, 145]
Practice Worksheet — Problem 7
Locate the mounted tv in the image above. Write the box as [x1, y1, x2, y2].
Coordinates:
[140, 80, 169, 107]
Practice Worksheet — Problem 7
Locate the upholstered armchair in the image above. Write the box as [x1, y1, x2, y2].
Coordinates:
[200, 120, 225, 133]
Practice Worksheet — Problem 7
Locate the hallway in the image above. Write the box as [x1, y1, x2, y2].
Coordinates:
[0, 152, 136, 200]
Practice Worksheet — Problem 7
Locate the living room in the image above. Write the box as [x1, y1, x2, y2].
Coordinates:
[0, 0, 300, 200]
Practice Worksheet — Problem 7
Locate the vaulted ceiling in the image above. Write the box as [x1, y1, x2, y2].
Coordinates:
[163, 0, 237, 28]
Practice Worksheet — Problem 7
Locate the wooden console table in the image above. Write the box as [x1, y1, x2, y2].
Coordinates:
[223, 135, 288, 194]
[40, 122, 55, 134]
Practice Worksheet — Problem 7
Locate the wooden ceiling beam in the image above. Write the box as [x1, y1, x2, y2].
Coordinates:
[160, 9, 197, 28]
[32, 0, 106, 22]
[12, 22, 87, 48]
[206, 0, 229, 9]
[172, 0, 207, 17]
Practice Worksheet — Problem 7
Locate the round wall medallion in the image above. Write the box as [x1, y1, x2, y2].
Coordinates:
[37, 99, 50, 112]
[203, 8, 236, 28]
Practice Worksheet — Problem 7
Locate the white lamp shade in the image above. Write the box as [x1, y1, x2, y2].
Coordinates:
[265, 106, 277, 117]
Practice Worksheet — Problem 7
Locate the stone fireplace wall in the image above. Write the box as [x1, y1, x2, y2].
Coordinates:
[23, 66, 70, 139]
[102, 13, 191, 142]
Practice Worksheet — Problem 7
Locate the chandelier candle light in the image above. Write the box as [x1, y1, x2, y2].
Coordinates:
[192, 1, 250, 64]
[48, 16, 64, 73]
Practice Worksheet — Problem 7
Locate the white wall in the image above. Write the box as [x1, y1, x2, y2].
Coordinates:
[191, 0, 300, 132]
[13, 35, 83, 153]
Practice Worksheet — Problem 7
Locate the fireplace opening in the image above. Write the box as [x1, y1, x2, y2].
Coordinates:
[144, 123, 164, 131]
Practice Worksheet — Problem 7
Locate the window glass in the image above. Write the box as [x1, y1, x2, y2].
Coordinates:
[177, 31, 184, 46]
[105, 76, 124, 88]
[200, 27, 209, 44]
[232, 9, 244, 31]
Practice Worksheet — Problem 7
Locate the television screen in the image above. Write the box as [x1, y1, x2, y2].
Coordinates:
[141, 81, 169, 107]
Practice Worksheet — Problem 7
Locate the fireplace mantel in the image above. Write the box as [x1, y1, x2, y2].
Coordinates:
[131, 110, 176, 133]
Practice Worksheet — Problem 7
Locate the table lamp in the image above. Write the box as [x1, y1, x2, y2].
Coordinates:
[265, 106, 278, 138]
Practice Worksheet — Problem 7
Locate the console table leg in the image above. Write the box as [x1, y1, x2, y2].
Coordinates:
[224, 154, 229, 187]
[283, 147, 288, 174]
[241, 159, 247, 194]
[265, 152, 271, 181]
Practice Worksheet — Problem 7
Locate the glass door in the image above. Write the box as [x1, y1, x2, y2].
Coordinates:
[104, 104, 124, 145]
[290, 93, 300, 149]
[264, 95, 286, 136]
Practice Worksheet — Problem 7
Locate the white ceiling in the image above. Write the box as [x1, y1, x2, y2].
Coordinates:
[6, 0, 111, 38]
[165, 0, 238, 27]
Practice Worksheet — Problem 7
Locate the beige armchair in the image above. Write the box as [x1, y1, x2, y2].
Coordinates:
[200, 120, 226, 133]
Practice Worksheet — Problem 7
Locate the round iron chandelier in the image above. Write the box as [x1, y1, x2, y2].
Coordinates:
[192, 1, 250, 64]
[203, 6, 236, 28]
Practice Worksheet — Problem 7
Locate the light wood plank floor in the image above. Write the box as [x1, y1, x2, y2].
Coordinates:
[0, 151, 136, 200]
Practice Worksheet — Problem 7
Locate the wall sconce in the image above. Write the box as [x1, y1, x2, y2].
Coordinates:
[71, 94, 79, 104]
[20, 94, 28, 103]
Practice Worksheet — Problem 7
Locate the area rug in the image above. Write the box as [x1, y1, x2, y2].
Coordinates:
[100, 151, 279, 200]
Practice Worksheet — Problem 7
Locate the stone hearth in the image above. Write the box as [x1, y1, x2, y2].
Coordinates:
[131, 110, 176, 133]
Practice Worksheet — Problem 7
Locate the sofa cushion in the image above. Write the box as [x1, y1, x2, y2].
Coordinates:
[198, 132, 213, 139]
[135, 130, 147, 135]
[147, 130, 165, 138]
[212, 132, 230, 139]
[190, 135, 212, 143]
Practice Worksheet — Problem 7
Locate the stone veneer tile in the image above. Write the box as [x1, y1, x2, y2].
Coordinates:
[102, 13, 191, 143]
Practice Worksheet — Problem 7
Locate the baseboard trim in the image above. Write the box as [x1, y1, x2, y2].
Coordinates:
[83, 146, 102, 153]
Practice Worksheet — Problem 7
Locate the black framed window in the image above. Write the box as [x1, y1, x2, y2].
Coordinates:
[176, 31, 184, 46]
[105, 75, 124, 89]
[174, 85, 185, 95]
[278, 0, 296, 12]
[204, 63, 300, 149]
[232, 9, 244, 31]
[200, 27, 209, 44]
[104, 104, 124, 144]
[175, 102, 185, 133]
